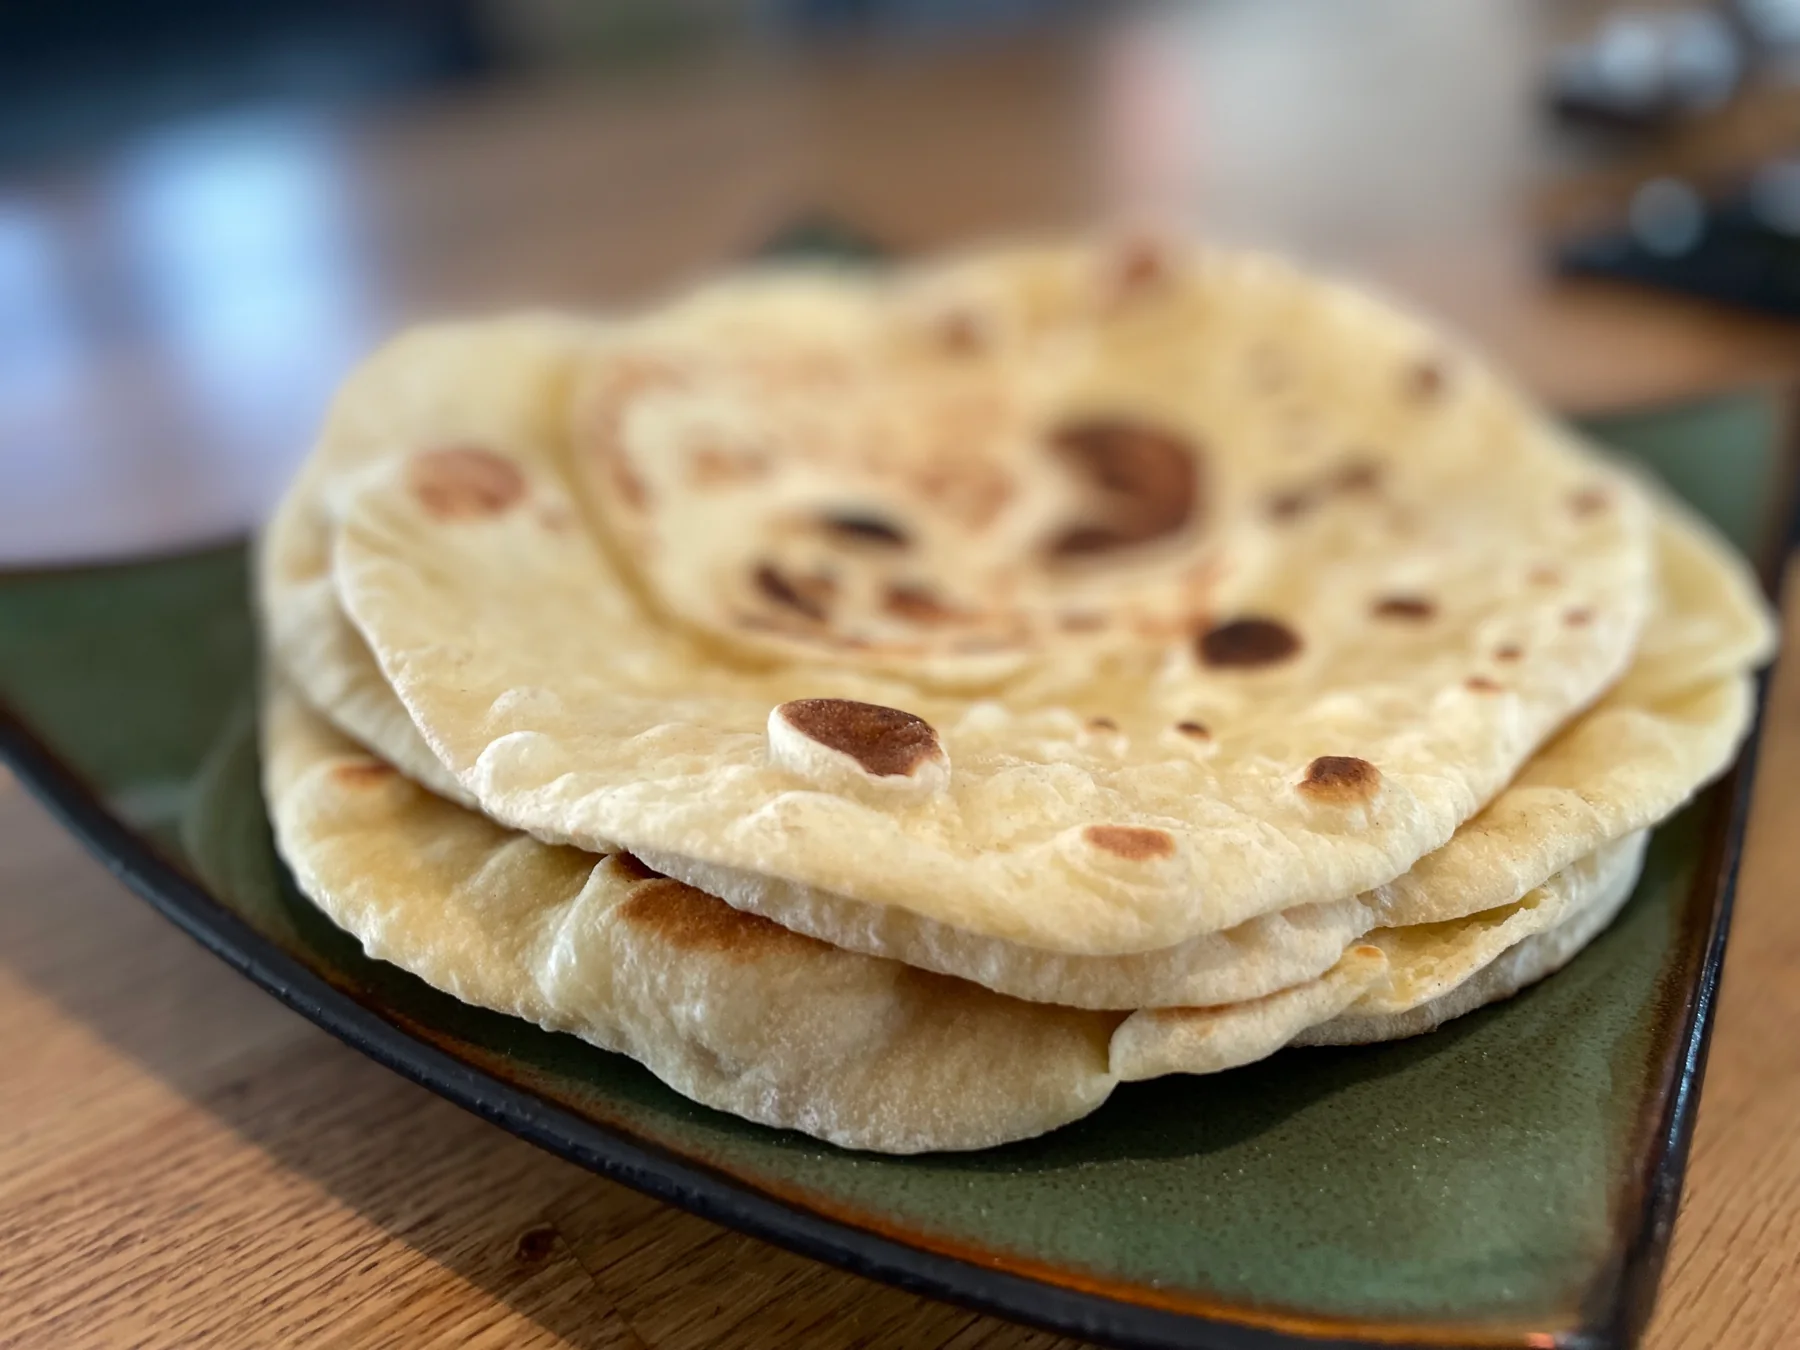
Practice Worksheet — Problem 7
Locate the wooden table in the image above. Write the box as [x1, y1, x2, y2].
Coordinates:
[5, 5, 1800, 1345]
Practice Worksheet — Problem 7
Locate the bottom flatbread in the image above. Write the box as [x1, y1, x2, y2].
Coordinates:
[263, 679, 1647, 1152]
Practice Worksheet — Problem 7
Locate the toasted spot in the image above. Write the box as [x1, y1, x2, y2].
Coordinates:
[883, 582, 959, 624]
[954, 635, 1012, 654]
[1105, 234, 1172, 300]
[408, 447, 525, 520]
[617, 879, 824, 960]
[608, 454, 648, 511]
[1406, 358, 1447, 402]
[1267, 488, 1314, 521]
[1333, 459, 1383, 493]
[823, 513, 910, 548]
[1495, 643, 1523, 662]
[775, 699, 943, 778]
[1564, 607, 1594, 628]
[1465, 675, 1503, 692]
[1570, 486, 1611, 516]
[332, 760, 395, 787]
[1058, 611, 1107, 633]
[1372, 595, 1436, 621]
[1298, 755, 1382, 801]
[1198, 617, 1302, 669]
[1529, 566, 1561, 586]
[1083, 824, 1175, 861]
[754, 564, 832, 623]
[1088, 716, 1119, 732]
[1175, 720, 1211, 739]
[607, 852, 662, 883]
[686, 445, 770, 488]
[1047, 417, 1202, 558]
[934, 308, 987, 354]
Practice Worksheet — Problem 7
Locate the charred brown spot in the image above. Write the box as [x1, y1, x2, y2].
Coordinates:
[823, 513, 909, 548]
[1494, 643, 1523, 662]
[1108, 235, 1172, 299]
[934, 309, 987, 354]
[607, 852, 662, 883]
[617, 878, 825, 960]
[954, 635, 1012, 654]
[1465, 675, 1503, 693]
[1083, 824, 1176, 861]
[686, 446, 770, 488]
[776, 698, 943, 778]
[608, 455, 648, 510]
[1058, 611, 1107, 633]
[1051, 525, 1135, 556]
[1333, 460, 1383, 493]
[1047, 417, 1202, 558]
[1564, 607, 1595, 628]
[332, 760, 395, 787]
[408, 447, 526, 520]
[1406, 358, 1447, 402]
[1298, 755, 1382, 802]
[1198, 617, 1302, 669]
[1267, 489, 1314, 521]
[1372, 595, 1436, 621]
[1529, 566, 1561, 587]
[754, 564, 833, 623]
[1175, 720, 1211, 739]
[883, 582, 959, 624]
[1570, 486, 1611, 517]
[1088, 716, 1119, 732]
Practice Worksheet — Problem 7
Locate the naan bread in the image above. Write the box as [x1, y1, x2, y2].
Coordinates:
[328, 244, 1656, 956]
[262, 679, 1644, 1152]
[262, 327, 1762, 1007]
[257, 321, 1379, 1012]
[1298, 833, 1647, 1046]
[1123, 830, 1647, 1069]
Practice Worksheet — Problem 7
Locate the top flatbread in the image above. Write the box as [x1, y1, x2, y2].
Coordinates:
[327, 243, 1655, 955]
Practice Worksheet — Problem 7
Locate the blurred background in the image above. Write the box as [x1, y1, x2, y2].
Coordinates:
[9, 0, 1800, 563]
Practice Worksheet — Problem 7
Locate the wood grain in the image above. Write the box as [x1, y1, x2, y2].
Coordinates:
[0, 770, 1088, 1350]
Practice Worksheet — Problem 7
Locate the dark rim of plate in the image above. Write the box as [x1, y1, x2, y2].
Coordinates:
[2, 380, 1796, 1350]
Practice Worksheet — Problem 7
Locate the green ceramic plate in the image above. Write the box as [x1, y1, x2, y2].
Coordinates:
[0, 391, 1790, 1350]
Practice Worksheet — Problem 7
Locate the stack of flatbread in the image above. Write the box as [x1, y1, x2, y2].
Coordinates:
[257, 239, 1776, 1153]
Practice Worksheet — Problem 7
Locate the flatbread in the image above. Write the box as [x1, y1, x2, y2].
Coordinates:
[328, 244, 1655, 956]
[258, 315, 605, 807]
[264, 678, 1645, 1152]
[259, 333, 1378, 1013]
[262, 331, 1763, 1008]
[1298, 832, 1646, 1046]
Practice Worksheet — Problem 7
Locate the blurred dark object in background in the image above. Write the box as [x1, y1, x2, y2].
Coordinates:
[0, 0, 1082, 174]
[1558, 158, 1800, 318]
[0, 1, 491, 171]
[1549, 5, 1745, 129]
[1545, 0, 1800, 132]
